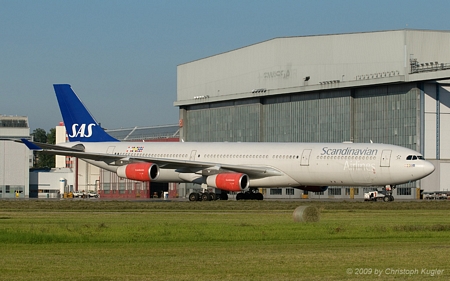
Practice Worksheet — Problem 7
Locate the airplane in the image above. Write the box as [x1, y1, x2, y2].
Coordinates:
[20, 84, 435, 201]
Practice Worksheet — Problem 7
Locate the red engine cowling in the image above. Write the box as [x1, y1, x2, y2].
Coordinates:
[116, 162, 159, 181]
[206, 173, 249, 192]
[297, 186, 328, 192]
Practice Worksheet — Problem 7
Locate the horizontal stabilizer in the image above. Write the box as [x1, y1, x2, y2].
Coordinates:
[20, 139, 43, 151]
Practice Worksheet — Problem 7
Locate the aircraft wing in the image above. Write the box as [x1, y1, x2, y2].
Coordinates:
[16, 139, 85, 151]
[20, 139, 282, 178]
[133, 156, 283, 178]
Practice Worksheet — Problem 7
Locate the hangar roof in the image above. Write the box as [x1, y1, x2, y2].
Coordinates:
[106, 124, 179, 141]
[176, 29, 450, 106]
[178, 29, 445, 66]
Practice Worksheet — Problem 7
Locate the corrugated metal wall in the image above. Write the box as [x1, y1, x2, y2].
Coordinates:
[262, 91, 351, 142]
[186, 84, 418, 145]
[186, 103, 260, 142]
[353, 84, 418, 149]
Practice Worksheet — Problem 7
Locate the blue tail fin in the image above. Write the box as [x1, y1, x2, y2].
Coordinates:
[54, 84, 119, 142]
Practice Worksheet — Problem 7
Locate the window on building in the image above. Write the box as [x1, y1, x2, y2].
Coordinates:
[270, 189, 282, 195]
[119, 183, 126, 194]
[103, 183, 110, 194]
[363, 187, 378, 194]
[286, 188, 294, 195]
[135, 182, 141, 191]
[397, 188, 412, 196]
[329, 187, 341, 196]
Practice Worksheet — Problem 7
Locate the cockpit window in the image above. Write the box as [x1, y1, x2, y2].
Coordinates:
[407, 155, 424, 160]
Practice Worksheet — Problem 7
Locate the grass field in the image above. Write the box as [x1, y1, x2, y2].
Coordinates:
[0, 200, 449, 280]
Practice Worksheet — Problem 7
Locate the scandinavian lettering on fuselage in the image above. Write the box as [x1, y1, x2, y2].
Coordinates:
[321, 147, 378, 156]
[344, 160, 376, 171]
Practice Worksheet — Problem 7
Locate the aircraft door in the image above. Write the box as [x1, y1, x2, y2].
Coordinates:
[106, 146, 116, 154]
[300, 149, 312, 166]
[190, 150, 197, 161]
[380, 150, 392, 167]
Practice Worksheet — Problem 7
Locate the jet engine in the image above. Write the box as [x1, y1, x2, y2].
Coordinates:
[206, 173, 249, 192]
[116, 162, 159, 181]
[297, 186, 328, 192]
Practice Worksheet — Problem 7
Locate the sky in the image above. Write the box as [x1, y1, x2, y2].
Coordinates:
[1, 0, 450, 132]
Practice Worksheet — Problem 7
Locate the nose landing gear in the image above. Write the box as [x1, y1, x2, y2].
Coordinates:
[383, 185, 396, 202]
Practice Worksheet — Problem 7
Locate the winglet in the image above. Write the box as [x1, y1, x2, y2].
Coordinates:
[21, 139, 43, 151]
[53, 84, 119, 142]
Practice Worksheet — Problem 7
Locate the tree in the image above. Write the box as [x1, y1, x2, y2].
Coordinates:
[32, 128, 47, 143]
[31, 128, 55, 168]
[47, 128, 56, 144]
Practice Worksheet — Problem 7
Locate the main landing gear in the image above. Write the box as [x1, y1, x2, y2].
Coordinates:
[188, 192, 228, 201]
[236, 188, 264, 201]
[188, 188, 264, 201]
[383, 185, 396, 202]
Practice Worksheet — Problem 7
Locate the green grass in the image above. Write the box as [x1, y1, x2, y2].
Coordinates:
[0, 200, 449, 280]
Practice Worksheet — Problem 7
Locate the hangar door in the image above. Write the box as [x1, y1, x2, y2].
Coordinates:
[440, 163, 450, 190]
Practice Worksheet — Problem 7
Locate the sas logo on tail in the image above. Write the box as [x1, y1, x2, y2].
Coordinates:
[69, 123, 96, 138]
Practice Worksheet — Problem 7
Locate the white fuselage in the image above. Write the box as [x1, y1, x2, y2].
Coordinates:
[65, 141, 435, 188]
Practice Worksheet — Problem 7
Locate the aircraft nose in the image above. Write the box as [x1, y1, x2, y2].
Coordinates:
[423, 161, 435, 177]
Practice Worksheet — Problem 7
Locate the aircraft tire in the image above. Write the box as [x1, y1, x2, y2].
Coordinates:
[255, 193, 264, 200]
[236, 193, 244, 201]
[383, 196, 390, 202]
[201, 193, 211, 201]
[219, 193, 228, 200]
[389, 195, 394, 201]
[209, 192, 217, 201]
[189, 192, 199, 201]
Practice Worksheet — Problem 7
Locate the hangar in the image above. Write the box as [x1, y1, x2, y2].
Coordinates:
[0, 115, 31, 198]
[175, 29, 450, 199]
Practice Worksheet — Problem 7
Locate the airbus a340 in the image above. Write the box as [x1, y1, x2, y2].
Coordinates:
[21, 84, 435, 201]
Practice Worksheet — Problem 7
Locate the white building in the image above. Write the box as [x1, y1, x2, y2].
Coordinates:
[29, 168, 75, 198]
[0, 115, 31, 198]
